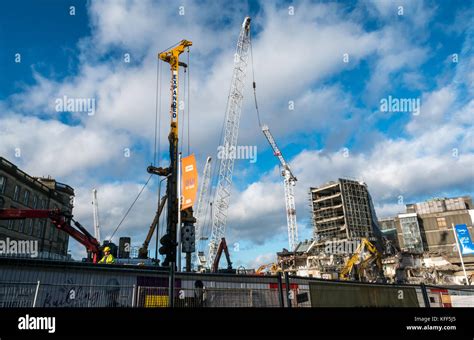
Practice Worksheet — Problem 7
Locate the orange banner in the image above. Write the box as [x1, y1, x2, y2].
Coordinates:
[181, 154, 198, 211]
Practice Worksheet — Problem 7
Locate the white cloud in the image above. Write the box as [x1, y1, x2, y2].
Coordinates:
[0, 114, 131, 178]
[1, 0, 472, 260]
[246, 252, 276, 269]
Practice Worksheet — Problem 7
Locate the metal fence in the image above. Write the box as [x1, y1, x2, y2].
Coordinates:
[135, 286, 281, 308]
[1, 257, 474, 308]
[0, 282, 135, 308]
[2, 274, 474, 308]
[0, 282, 38, 307]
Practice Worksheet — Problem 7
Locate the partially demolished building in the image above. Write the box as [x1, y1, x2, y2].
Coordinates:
[278, 178, 383, 278]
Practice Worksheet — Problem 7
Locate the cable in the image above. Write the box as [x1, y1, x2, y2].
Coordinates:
[180, 67, 186, 154]
[158, 41, 181, 55]
[187, 47, 191, 155]
[109, 174, 153, 241]
[249, 31, 262, 128]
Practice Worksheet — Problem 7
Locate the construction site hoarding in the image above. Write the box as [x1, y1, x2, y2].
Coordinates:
[309, 281, 420, 307]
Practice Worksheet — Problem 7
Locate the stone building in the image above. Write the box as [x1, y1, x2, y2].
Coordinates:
[0, 157, 74, 259]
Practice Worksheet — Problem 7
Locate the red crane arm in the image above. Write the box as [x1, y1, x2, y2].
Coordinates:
[0, 208, 101, 263]
[211, 237, 233, 272]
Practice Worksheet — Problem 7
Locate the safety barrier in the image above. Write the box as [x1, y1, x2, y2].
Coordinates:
[0, 282, 135, 307]
[2, 275, 473, 308]
[1, 257, 473, 308]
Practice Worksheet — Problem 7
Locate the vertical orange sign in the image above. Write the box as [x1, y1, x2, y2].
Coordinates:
[181, 154, 198, 211]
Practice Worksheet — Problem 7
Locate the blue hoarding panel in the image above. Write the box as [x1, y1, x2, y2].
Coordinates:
[454, 224, 474, 255]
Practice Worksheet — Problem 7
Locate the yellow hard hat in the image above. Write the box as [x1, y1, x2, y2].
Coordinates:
[104, 246, 111, 252]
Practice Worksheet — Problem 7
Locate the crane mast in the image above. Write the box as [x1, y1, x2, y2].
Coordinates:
[194, 156, 212, 268]
[92, 189, 101, 243]
[208, 17, 251, 267]
[261, 124, 298, 251]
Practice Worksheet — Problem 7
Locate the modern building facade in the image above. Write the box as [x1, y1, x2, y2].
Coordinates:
[378, 196, 474, 257]
[0, 157, 74, 258]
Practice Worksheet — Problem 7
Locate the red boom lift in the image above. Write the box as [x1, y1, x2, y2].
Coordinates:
[0, 208, 101, 263]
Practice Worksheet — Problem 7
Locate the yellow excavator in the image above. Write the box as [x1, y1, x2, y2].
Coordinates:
[255, 263, 282, 276]
[339, 238, 384, 282]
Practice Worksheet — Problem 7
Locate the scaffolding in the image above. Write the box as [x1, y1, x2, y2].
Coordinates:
[309, 179, 374, 243]
[340, 179, 373, 239]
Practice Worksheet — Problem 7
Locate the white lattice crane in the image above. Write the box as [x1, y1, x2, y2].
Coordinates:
[208, 17, 252, 266]
[194, 156, 212, 269]
[261, 125, 298, 251]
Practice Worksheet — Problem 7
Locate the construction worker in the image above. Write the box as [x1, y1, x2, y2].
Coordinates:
[99, 246, 115, 264]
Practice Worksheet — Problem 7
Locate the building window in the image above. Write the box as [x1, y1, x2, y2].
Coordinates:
[45, 224, 50, 239]
[8, 219, 14, 230]
[41, 199, 47, 209]
[13, 185, 20, 201]
[18, 219, 24, 233]
[0, 176, 6, 193]
[28, 219, 34, 235]
[37, 220, 45, 237]
[437, 217, 447, 230]
[399, 215, 424, 252]
[32, 195, 38, 209]
[23, 190, 30, 206]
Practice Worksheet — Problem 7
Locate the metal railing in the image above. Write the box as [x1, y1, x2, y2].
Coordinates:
[0, 282, 135, 308]
[135, 287, 281, 308]
[1, 272, 474, 308]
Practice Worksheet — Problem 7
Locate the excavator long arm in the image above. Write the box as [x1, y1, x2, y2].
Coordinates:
[211, 237, 232, 273]
[0, 208, 101, 263]
[339, 238, 382, 280]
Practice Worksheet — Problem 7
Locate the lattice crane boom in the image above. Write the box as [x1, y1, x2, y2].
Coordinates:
[208, 17, 251, 266]
[194, 156, 212, 268]
[261, 125, 298, 251]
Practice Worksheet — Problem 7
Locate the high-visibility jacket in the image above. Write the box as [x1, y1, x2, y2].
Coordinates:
[99, 254, 115, 264]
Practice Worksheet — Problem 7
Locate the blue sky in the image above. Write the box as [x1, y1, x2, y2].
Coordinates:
[0, 0, 473, 268]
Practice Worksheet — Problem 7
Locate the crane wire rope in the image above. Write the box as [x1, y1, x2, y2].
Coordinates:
[187, 48, 191, 155]
[108, 49, 166, 242]
[249, 31, 262, 128]
[109, 174, 153, 241]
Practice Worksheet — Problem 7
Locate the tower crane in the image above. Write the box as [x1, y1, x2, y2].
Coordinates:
[92, 189, 101, 243]
[261, 125, 298, 251]
[194, 156, 212, 269]
[208, 17, 252, 266]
